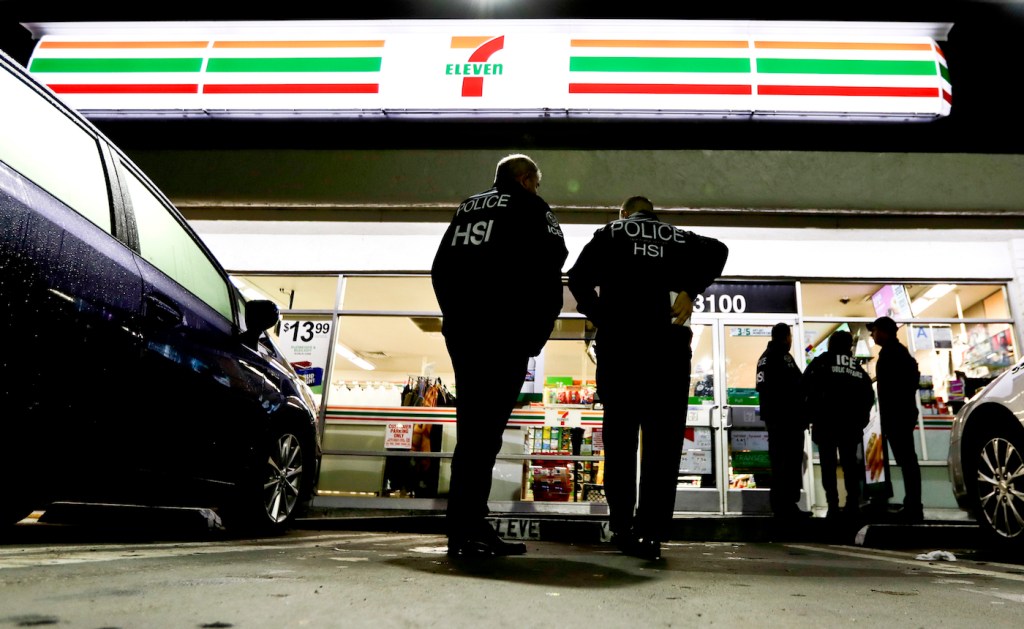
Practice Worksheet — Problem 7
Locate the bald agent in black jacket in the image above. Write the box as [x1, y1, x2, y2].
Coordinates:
[432, 153, 568, 557]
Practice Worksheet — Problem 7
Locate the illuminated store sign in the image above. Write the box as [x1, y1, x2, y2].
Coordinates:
[23, 20, 953, 120]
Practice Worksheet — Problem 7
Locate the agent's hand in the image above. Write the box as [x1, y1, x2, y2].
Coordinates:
[671, 291, 693, 326]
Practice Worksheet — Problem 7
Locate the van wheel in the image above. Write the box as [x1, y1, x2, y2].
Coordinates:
[971, 425, 1024, 550]
[223, 425, 311, 536]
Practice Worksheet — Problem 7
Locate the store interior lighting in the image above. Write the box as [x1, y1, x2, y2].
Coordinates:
[910, 284, 955, 317]
[336, 342, 376, 371]
[230, 276, 271, 303]
[855, 338, 873, 358]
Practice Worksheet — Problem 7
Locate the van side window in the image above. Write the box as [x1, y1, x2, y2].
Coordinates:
[0, 66, 111, 232]
[124, 168, 233, 321]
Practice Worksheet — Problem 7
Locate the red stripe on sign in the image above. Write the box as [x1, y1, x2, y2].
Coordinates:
[48, 83, 199, 94]
[204, 83, 379, 94]
[569, 83, 751, 95]
[759, 85, 939, 98]
[942, 90, 952, 104]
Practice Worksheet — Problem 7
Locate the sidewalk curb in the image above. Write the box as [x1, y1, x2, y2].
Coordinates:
[297, 509, 981, 550]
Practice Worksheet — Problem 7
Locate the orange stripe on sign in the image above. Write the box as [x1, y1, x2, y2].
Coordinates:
[754, 41, 933, 51]
[451, 36, 494, 48]
[213, 40, 385, 48]
[572, 39, 748, 48]
[39, 40, 208, 49]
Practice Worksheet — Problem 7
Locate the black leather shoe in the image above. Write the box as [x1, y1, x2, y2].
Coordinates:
[630, 538, 662, 561]
[448, 530, 526, 557]
[614, 533, 661, 560]
[611, 531, 640, 555]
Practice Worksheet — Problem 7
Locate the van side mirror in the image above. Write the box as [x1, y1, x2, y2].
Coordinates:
[244, 299, 280, 334]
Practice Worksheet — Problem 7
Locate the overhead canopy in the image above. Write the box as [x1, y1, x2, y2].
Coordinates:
[24, 19, 953, 121]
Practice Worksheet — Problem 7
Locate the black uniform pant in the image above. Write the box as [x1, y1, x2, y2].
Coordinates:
[765, 422, 806, 514]
[817, 436, 862, 509]
[881, 413, 922, 509]
[444, 335, 530, 539]
[598, 327, 691, 542]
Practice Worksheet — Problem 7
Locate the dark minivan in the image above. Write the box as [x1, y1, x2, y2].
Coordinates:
[0, 49, 321, 534]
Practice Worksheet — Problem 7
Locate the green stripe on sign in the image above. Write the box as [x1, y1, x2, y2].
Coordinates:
[207, 57, 382, 72]
[30, 58, 203, 73]
[757, 58, 936, 76]
[939, 63, 950, 83]
[570, 56, 750, 73]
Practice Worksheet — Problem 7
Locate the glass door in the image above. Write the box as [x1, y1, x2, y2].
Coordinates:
[719, 319, 807, 515]
[673, 322, 723, 513]
[672, 281, 805, 515]
[674, 318, 809, 515]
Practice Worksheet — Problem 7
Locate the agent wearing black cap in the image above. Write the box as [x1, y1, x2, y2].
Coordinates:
[432, 153, 568, 556]
[568, 195, 728, 560]
[803, 330, 875, 521]
[868, 315, 923, 523]
[756, 322, 810, 520]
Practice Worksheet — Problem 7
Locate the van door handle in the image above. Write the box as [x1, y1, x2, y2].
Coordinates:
[144, 294, 183, 327]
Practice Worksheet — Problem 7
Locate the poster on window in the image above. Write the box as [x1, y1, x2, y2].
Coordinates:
[910, 325, 935, 351]
[679, 427, 713, 474]
[279, 318, 331, 395]
[680, 449, 712, 475]
[932, 326, 954, 350]
[385, 423, 414, 449]
[863, 401, 889, 494]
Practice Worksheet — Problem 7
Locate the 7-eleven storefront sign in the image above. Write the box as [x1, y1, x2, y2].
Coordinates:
[24, 19, 951, 120]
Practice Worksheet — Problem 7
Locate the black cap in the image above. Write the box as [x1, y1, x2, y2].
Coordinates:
[770, 322, 790, 341]
[868, 316, 898, 334]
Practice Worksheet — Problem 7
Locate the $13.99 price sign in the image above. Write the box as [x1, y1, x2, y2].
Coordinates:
[280, 319, 331, 393]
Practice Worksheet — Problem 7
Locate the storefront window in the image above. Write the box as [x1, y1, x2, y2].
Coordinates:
[274, 274, 1016, 511]
[800, 282, 1017, 470]
[231, 274, 340, 310]
[339, 275, 440, 311]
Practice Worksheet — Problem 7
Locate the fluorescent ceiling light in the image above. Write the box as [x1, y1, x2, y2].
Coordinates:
[910, 284, 955, 317]
[336, 343, 376, 371]
[230, 276, 273, 302]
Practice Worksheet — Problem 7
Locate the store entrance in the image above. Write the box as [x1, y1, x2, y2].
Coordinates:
[674, 282, 806, 516]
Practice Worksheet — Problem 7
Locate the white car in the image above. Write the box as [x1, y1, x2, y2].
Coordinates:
[948, 359, 1024, 552]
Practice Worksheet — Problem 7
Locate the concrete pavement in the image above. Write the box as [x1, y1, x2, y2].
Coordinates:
[27, 501, 983, 555]
[297, 506, 983, 554]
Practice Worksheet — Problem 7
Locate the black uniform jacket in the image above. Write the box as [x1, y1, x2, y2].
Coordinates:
[756, 341, 806, 429]
[431, 182, 568, 357]
[802, 350, 875, 444]
[876, 341, 921, 423]
[566, 210, 728, 351]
